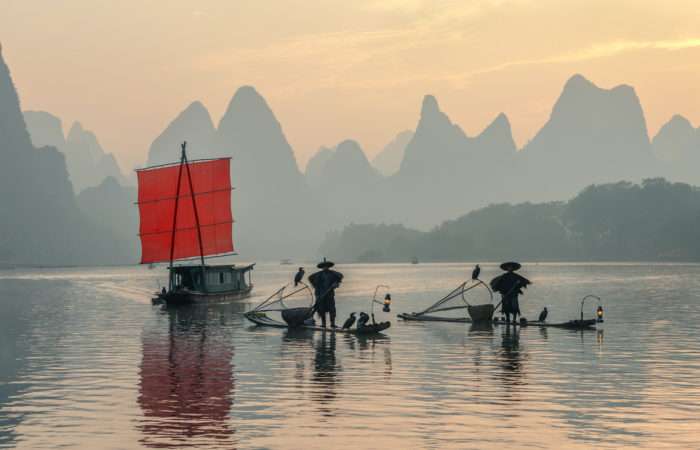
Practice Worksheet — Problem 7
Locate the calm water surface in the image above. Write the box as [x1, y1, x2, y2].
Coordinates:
[1, 262, 699, 449]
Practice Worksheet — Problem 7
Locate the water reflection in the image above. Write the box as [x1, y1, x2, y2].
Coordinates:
[312, 333, 340, 413]
[138, 304, 239, 449]
[498, 325, 526, 387]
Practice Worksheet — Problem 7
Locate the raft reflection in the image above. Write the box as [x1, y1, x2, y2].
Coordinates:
[138, 304, 238, 449]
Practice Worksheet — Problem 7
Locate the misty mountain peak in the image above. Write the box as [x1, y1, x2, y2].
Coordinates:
[652, 114, 699, 164]
[24, 110, 65, 149]
[0, 47, 32, 152]
[219, 85, 276, 130]
[179, 100, 213, 124]
[481, 112, 511, 136]
[147, 100, 215, 165]
[562, 73, 595, 92]
[217, 84, 301, 178]
[665, 114, 693, 131]
[372, 130, 414, 176]
[67, 121, 101, 156]
[305, 146, 335, 187]
[421, 94, 440, 117]
[336, 139, 366, 159]
[475, 112, 516, 155]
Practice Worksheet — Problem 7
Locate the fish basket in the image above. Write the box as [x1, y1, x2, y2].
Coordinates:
[468, 304, 495, 322]
[281, 307, 314, 327]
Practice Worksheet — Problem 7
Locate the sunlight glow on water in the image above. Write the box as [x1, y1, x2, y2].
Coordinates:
[1, 263, 699, 449]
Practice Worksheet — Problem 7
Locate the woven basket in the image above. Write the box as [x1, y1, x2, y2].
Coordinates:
[468, 304, 495, 322]
[281, 307, 313, 327]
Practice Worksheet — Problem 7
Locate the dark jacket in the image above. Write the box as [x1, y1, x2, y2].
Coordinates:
[491, 272, 531, 316]
[308, 269, 343, 313]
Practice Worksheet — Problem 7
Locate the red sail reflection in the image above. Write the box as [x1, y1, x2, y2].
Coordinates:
[138, 306, 236, 448]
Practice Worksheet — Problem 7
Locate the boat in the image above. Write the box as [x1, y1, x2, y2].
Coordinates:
[280, 258, 293, 265]
[399, 294, 605, 330]
[244, 284, 392, 335]
[398, 313, 597, 329]
[245, 311, 390, 334]
[136, 141, 255, 305]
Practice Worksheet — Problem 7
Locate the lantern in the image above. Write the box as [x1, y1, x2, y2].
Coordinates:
[383, 294, 392, 312]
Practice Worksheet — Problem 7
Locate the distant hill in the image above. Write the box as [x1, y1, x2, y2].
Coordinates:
[76, 176, 139, 261]
[383, 96, 518, 228]
[24, 111, 129, 192]
[146, 87, 323, 259]
[371, 130, 413, 176]
[651, 115, 700, 185]
[0, 47, 132, 265]
[518, 74, 655, 202]
[305, 139, 382, 224]
[305, 146, 334, 189]
[147, 100, 216, 166]
[320, 178, 700, 262]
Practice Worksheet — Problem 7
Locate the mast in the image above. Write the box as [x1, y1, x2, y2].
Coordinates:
[168, 144, 186, 290]
[183, 142, 207, 268]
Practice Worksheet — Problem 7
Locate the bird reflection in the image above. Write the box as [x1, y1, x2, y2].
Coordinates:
[138, 304, 237, 448]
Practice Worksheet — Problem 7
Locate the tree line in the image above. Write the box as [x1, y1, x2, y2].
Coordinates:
[320, 178, 700, 262]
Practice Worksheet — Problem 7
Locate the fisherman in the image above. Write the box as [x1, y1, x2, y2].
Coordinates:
[490, 261, 531, 323]
[308, 258, 344, 328]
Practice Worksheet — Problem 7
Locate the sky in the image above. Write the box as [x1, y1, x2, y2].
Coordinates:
[2, 0, 700, 171]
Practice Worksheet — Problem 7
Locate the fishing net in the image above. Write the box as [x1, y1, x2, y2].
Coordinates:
[246, 283, 315, 326]
[281, 307, 314, 327]
[399, 279, 494, 322]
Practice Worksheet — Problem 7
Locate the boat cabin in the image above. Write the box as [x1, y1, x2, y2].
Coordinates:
[169, 264, 254, 293]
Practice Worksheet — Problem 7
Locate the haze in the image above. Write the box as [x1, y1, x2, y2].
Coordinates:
[2, 0, 699, 171]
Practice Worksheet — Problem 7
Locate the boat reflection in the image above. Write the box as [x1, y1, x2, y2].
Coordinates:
[138, 304, 238, 448]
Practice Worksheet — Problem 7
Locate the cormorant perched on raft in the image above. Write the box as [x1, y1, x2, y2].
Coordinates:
[471, 264, 481, 280]
[357, 312, 370, 329]
[294, 267, 305, 286]
[342, 312, 357, 330]
[538, 307, 548, 322]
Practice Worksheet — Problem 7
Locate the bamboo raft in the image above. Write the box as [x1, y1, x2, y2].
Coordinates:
[397, 312, 598, 329]
[245, 311, 391, 335]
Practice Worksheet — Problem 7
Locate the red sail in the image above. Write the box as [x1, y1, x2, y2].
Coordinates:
[137, 158, 233, 264]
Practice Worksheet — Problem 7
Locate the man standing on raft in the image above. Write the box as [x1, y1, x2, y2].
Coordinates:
[490, 261, 531, 323]
[309, 258, 344, 328]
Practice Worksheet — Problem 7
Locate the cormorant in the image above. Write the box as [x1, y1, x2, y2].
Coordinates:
[357, 312, 370, 329]
[342, 312, 357, 330]
[471, 264, 481, 280]
[538, 307, 548, 322]
[294, 267, 305, 286]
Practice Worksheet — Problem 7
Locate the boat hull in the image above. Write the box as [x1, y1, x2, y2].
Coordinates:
[156, 285, 253, 305]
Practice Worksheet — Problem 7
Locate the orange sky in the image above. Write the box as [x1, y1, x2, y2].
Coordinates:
[2, 0, 699, 171]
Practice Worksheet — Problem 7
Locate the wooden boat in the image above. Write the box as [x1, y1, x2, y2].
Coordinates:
[245, 311, 391, 335]
[153, 264, 255, 304]
[137, 142, 255, 305]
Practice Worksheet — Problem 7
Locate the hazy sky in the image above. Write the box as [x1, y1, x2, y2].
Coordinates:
[2, 0, 699, 171]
